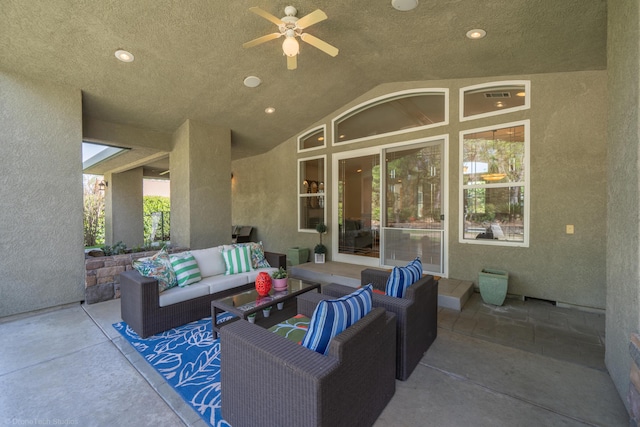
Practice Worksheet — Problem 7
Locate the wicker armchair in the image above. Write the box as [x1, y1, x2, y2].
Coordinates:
[323, 269, 438, 381]
[221, 292, 397, 427]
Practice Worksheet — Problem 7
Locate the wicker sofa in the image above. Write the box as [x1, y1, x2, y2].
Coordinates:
[120, 250, 285, 338]
[221, 291, 397, 427]
[323, 268, 438, 380]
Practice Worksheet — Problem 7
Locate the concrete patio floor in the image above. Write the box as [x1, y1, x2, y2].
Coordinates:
[0, 292, 629, 426]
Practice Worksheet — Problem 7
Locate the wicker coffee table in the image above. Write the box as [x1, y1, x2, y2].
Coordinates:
[211, 277, 320, 338]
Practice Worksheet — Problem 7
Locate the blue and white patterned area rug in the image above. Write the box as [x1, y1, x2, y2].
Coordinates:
[113, 314, 234, 427]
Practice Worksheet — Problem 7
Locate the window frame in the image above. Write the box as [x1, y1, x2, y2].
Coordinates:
[459, 120, 530, 247]
[331, 88, 449, 146]
[459, 80, 531, 122]
[297, 154, 327, 233]
[297, 125, 327, 153]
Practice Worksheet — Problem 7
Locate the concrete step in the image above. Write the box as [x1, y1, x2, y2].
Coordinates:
[290, 261, 474, 311]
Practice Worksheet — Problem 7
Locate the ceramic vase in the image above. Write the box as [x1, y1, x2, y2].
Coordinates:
[255, 272, 272, 297]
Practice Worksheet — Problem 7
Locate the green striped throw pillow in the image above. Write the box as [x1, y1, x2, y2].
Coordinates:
[169, 252, 202, 287]
[222, 246, 253, 275]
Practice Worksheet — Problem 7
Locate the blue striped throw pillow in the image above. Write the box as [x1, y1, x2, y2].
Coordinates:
[169, 252, 202, 287]
[406, 257, 422, 283]
[385, 266, 414, 298]
[222, 246, 253, 275]
[301, 284, 373, 355]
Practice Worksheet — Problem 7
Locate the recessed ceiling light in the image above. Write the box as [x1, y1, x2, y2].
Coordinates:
[115, 49, 134, 62]
[243, 76, 262, 88]
[466, 29, 486, 40]
[265, 107, 275, 114]
[392, 0, 418, 11]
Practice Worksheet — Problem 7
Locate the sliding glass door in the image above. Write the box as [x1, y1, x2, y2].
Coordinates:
[381, 140, 445, 275]
[332, 138, 447, 275]
[333, 149, 381, 266]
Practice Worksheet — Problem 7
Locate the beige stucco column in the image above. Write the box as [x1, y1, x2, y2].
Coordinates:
[104, 167, 144, 247]
[170, 119, 231, 249]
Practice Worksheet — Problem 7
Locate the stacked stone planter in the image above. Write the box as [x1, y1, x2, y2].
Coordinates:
[84, 247, 187, 304]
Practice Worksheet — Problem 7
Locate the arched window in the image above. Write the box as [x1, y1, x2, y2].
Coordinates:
[332, 89, 448, 145]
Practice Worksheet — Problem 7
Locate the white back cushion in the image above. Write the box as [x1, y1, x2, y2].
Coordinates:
[190, 246, 226, 278]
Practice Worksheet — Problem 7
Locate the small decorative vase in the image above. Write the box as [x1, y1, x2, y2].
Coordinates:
[273, 278, 288, 291]
[255, 272, 272, 297]
[277, 302, 284, 310]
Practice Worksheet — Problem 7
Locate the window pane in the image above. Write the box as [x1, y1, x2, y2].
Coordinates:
[300, 158, 324, 194]
[385, 144, 442, 229]
[336, 92, 445, 143]
[338, 155, 380, 257]
[462, 125, 525, 185]
[299, 196, 324, 230]
[299, 157, 325, 231]
[463, 186, 525, 242]
[462, 83, 528, 118]
[299, 127, 325, 150]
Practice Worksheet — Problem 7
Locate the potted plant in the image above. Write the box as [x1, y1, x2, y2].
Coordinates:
[247, 313, 256, 324]
[263, 306, 272, 318]
[272, 267, 288, 291]
[314, 222, 327, 264]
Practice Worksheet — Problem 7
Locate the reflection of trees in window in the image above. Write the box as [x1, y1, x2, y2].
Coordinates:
[385, 144, 442, 228]
[462, 124, 527, 242]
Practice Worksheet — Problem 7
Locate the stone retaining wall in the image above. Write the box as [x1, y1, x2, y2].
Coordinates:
[84, 247, 188, 304]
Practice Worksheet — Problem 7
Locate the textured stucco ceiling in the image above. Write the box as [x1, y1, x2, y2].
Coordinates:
[1, 0, 607, 168]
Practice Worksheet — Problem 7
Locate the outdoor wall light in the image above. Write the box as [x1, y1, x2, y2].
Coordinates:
[98, 181, 108, 191]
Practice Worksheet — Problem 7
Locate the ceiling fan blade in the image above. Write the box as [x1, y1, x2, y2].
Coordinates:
[248, 7, 284, 26]
[300, 33, 339, 57]
[287, 55, 297, 70]
[296, 9, 328, 29]
[243, 32, 281, 49]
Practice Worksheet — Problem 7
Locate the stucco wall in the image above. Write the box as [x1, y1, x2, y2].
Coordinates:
[0, 72, 84, 317]
[232, 70, 607, 310]
[606, 0, 640, 409]
[104, 167, 144, 247]
[171, 119, 231, 249]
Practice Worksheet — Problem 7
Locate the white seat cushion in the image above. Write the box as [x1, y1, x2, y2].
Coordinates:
[200, 273, 251, 294]
[159, 282, 210, 307]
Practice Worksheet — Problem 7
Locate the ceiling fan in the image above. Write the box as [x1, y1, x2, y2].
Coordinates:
[243, 5, 339, 70]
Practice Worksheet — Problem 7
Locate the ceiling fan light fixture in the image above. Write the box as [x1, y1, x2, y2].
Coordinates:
[392, 0, 418, 11]
[282, 36, 299, 57]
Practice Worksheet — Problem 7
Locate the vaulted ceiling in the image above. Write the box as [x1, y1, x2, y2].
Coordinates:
[1, 0, 607, 171]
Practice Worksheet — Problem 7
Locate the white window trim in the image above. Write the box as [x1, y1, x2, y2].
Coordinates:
[331, 88, 449, 146]
[297, 124, 327, 153]
[459, 80, 531, 122]
[297, 154, 327, 233]
[331, 134, 449, 277]
[458, 120, 530, 247]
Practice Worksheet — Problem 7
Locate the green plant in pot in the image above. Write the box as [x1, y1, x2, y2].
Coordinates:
[314, 222, 327, 263]
[272, 267, 289, 291]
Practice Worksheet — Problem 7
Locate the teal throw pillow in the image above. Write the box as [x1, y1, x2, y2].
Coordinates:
[132, 247, 178, 293]
[233, 241, 271, 269]
[222, 246, 253, 275]
[169, 252, 202, 287]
